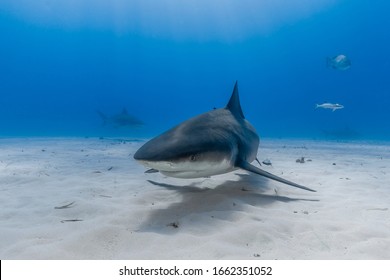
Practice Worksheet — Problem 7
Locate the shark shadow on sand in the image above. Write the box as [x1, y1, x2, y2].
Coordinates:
[137, 174, 319, 234]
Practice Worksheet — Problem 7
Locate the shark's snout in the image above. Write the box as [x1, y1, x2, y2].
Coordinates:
[133, 138, 174, 162]
[134, 146, 177, 173]
[133, 147, 151, 161]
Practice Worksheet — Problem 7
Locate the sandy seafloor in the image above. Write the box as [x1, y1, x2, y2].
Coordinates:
[0, 137, 389, 260]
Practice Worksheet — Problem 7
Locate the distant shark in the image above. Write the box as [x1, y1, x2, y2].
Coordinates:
[134, 82, 315, 192]
[326, 54, 351, 70]
[97, 108, 143, 128]
[316, 103, 344, 112]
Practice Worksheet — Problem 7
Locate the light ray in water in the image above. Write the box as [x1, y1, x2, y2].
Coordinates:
[0, 0, 338, 40]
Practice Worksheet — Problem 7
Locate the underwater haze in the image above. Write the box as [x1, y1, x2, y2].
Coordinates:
[1, 0, 389, 140]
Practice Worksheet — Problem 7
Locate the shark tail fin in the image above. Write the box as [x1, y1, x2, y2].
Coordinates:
[236, 159, 316, 192]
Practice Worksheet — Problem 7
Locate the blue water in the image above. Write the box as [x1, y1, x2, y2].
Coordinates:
[1, 0, 389, 140]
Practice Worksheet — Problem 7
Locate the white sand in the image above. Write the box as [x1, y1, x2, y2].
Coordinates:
[0, 137, 389, 259]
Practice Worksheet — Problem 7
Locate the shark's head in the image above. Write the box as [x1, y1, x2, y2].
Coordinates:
[133, 81, 257, 179]
[133, 82, 316, 192]
[133, 124, 238, 178]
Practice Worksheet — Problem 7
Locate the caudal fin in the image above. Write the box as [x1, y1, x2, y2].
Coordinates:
[236, 159, 316, 192]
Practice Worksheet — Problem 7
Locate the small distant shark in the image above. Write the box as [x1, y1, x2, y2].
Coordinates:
[97, 108, 143, 128]
[327, 54, 351, 70]
[316, 103, 344, 112]
[134, 82, 315, 192]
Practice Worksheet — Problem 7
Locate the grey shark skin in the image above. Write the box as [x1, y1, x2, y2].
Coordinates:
[134, 82, 315, 192]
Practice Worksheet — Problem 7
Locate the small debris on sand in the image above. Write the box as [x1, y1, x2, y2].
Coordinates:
[61, 219, 83, 223]
[296, 157, 305, 163]
[55, 201, 75, 209]
[366, 208, 388, 211]
[167, 222, 179, 228]
[262, 159, 272, 166]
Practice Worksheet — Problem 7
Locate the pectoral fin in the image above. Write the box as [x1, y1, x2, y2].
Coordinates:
[236, 159, 316, 192]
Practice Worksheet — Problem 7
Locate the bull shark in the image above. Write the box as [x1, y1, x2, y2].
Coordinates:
[97, 108, 143, 128]
[134, 82, 315, 192]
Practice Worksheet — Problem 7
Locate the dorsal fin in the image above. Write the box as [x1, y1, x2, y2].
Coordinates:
[226, 81, 245, 119]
